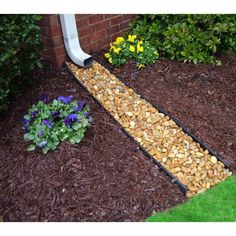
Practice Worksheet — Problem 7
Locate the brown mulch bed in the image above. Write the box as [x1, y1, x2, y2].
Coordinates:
[94, 51, 236, 171]
[0, 65, 185, 222]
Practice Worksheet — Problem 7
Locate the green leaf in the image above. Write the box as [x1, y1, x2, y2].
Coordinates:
[27, 144, 35, 151]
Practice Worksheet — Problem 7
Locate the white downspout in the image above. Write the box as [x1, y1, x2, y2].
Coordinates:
[59, 14, 93, 68]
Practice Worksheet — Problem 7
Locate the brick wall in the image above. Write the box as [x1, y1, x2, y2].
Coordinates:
[39, 14, 137, 66]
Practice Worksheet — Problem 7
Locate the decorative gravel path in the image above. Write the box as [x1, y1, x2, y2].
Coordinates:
[67, 61, 232, 197]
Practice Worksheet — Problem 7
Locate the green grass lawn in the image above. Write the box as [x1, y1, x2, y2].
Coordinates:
[146, 175, 236, 222]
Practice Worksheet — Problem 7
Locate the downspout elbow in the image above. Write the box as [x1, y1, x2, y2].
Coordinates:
[60, 14, 93, 68]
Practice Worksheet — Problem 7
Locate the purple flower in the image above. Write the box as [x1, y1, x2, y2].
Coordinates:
[84, 112, 90, 118]
[51, 111, 60, 119]
[21, 117, 31, 131]
[39, 94, 47, 102]
[74, 101, 86, 112]
[42, 119, 53, 129]
[64, 114, 78, 127]
[68, 114, 77, 122]
[88, 117, 93, 123]
[31, 111, 38, 118]
[39, 140, 47, 148]
[57, 95, 73, 104]
[39, 131, 44, 137]
[64, 117, 71, 128]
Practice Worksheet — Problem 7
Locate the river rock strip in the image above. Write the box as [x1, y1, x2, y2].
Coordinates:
[67, 61, 232, 197]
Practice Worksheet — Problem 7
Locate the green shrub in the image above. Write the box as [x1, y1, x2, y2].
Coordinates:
[0, 15, 43, 112]
[22, 95, 92, 154]
[129, 14, 236, 64]
[104, 35, 159, 68]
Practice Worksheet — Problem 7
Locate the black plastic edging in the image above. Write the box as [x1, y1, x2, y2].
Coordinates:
[65, 62, 189, 194]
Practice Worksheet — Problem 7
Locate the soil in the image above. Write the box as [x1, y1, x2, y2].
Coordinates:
[94, 51, 236, 171]
[0, 64, 185, 222]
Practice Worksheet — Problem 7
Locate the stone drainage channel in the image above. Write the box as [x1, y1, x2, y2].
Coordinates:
[66, 61, 232, 198]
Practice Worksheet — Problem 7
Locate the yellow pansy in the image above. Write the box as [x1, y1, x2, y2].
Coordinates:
[128, 35, 137, 43]
[138, 40, 143, 45]
[129, 45, 135, 52]
[137, 44, 144, 53]
[154, 50, 159, 56]
[137, 64, 145, 69]
[113, 47, 121, 54]
[114, 36, 124, 45]
[108, 58, 113, 64]
[104, 53, 110, 58]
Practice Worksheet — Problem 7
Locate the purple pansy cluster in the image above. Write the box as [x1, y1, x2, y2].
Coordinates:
[23, 94, 92, 153]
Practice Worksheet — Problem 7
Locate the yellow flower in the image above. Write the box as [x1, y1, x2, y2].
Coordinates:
[137, 64, 145, 69]
[104, 53, 110, 58]
[129, 45, 135, 52]
[137, 44, 144, 53]
[108, 57, 113, 64]
[114, 36, 124, 45]
[154, 50, 159, 56]
[128, 35, 137, 43]
[138, 40, 143, 45]
[113, 47, 121, 54]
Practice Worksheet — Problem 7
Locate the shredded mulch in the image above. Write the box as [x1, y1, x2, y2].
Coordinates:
[94, 51, 236, 172]
[0, 64, 185, 222]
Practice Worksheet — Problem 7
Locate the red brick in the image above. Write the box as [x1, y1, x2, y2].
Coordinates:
[83, 45, 90, 53]
[111, 31, 127, 41]
[106, 24, 120, 35]
[94, 20, 111, 32]
[79, 27, 90, 38]
[80, 35, 91, 47]
[123, 14, 136, 21]
[97, 36, 111, 48]
[76, 14, 91, 20]
[77, 17, 89, 28]
[90, 30, 106, 43]
[79, 25, 97, 37]
[48, 15, 60, 26]
[120, 20, 130, 30]
[40, 27, 50, 37]
[88, 14, 104, 24]
[104, 14, 116, 19]
[55, 54, 67, 66]
[53, 45, 66, 58]
[43, 36, 63, 48]
[110, 15, 123, 26]
[90, 42, 98, 52]
[52, 36, 63, 47]
[100, 43, 110, 50]
[50, 25, 62, 37]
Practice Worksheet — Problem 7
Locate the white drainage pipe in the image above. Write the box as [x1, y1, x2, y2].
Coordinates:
[59, 14, 93, 68]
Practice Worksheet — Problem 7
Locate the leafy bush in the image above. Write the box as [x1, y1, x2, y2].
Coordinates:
[129, 15, 236, 64]
[22, 95, 92, 154]
[0, 15, 43, 112]
[104, 35, 159, 68]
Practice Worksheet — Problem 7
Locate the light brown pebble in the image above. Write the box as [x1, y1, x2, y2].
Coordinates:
[211, 156, 218, 164]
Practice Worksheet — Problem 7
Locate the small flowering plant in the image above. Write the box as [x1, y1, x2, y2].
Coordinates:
[104, 35, 159, 68]
[22, 95, 92, 154]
